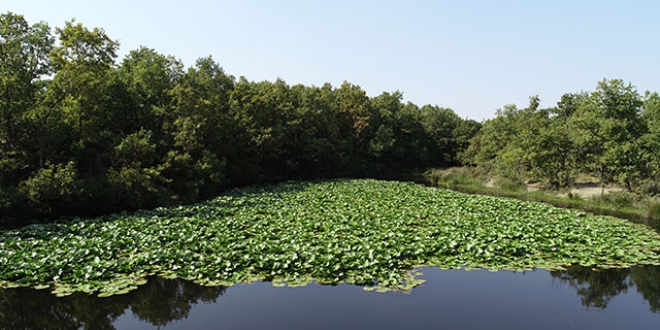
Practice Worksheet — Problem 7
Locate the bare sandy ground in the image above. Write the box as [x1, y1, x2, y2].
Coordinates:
[512, 179, 623, 198]
[444, 168, 625, 199]
[568, 184, 625, 198]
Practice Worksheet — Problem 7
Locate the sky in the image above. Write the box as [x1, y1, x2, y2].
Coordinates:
[4, 0, 660, 120]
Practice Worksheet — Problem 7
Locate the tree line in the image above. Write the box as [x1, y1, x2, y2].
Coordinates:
[0, 12, 480, 225]
[464, 79, 660, 193]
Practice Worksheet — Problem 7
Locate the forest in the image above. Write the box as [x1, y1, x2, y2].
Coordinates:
[3, 11, 660, 226]
[464, 83, 660, 193]
[0, 12, 480, 224]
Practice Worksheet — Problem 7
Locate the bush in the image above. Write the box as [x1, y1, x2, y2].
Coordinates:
[591, 191, 638, 209]
[646, 200, 660, 222]
[107, 166, 169, 210]
[496, 177, 526, 192]
[641, 181, 660, 197]
[426, 168, 481, 188]
[567, 192, 583, 200]
[18, 161, 80, 215]
[0, 188, 31, 227]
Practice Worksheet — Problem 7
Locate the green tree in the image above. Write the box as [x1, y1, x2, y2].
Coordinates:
[367, 91, 402, 167]
[419, 105, 461, 166]
[0, 12, 53, 152]
[453, 118, 482, 165]
[107, 129, 168, 209]
[336, 81, 373, 172]
[116, 47, 183, 138]
[165, 56, 233, 200]
[464, 104, 521, 175]
[287, 83, 345, 177]
[50, 19, 118, 138]
[511, 96, 577, 188]
[0, 12, 53, 178]
[228, 78, 295, 182]
[19, 161, 79, 215]
[640, 92, 660, 179]
[0, 12, 55, 221]
[570, 79, 646, 191]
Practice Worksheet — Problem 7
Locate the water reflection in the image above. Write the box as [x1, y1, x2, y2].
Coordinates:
[550, 267, 631, 309]
[550, 266, 660, 311]
[630, 267, 660, 312]
[0, 266, 658, 329]
[0, 277, 225, 330]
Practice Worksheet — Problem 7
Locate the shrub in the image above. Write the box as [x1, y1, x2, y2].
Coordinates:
[641, 181, 660, 197]
[591, 192, 637, 209]
[496, 177, 526, 192]
[19, 161, 79, 215]
[426, 168, 481, 188]
[567, 192, 583, 200]
[646, 200, 660, 222]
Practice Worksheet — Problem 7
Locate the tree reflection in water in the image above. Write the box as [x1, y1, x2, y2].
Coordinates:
[630, 267, 660, 312]
[550, 267, 631, 309]
[1, 266, 659, 329]
[0, 277, 226, 330]
[550, 266, 660, 311]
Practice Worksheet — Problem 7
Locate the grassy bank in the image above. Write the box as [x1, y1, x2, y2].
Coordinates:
[1, 179, 660, 297]
[423, 168, 660, 230]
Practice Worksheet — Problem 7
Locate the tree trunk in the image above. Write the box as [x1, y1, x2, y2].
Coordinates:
[625, 179, 633, 192]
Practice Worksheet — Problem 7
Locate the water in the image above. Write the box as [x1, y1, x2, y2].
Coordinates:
[1, 266, 658, 330]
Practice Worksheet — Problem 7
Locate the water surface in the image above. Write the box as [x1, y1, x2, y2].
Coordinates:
[1, 266, 659, 329]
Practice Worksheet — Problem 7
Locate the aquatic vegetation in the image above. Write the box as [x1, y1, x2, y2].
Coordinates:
[1, 179, 660, 297]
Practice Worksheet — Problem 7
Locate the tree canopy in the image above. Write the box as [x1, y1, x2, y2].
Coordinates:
[0, 12, 477, 225]
[464, 79, 660, 192]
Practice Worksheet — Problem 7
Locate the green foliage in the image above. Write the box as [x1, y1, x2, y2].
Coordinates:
[1, 179, 659, 297]
[427, 168, 480, 188]
[590, 192, 638, 210]
[18, 161, 79, 214]
[567, 192, 582, 200]
[114, 129, 156, 167]
[419, 105, 461, 164]
[467, 79, 655, 193]
[0, 12, 484, 224]
[570, 79, 646, 190]
[106, 166, 167, 210]
[640, 181, 660, 197]
[495, 176, 526, 192]
[454, 119, 482, 164]
[7, 9, 660, 230]
[424, 169, 660, 227]
[645, 200, 660, 223]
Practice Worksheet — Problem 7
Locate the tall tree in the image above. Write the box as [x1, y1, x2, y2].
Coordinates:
[570, 79, 646, 190]
[336, 81, 373, 172]
[0, 12, 54, 220]
[49, 19, 118, 140]
[640, 92, 660, 179]
[419, 105, 461, 166]
[0, 12, 53, 172]
[368, 91, 402, 164]
[166, 56, 234, 199]
[116, 47, 183, 135]
[0, 12, 52, 145]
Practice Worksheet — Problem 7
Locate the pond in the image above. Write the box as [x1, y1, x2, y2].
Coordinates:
[2, 266, 658, 329]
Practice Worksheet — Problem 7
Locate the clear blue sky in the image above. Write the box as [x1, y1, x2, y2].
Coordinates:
[5, 0, 660, 120]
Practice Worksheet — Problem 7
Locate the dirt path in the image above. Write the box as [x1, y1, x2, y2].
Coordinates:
[526, 180, 624, 198]
[558, 182, 625, 198]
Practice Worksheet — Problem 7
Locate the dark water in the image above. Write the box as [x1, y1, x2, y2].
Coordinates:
[1, 266, 659, 330]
